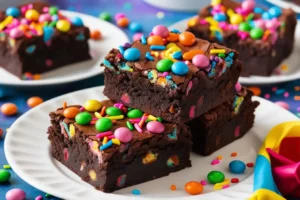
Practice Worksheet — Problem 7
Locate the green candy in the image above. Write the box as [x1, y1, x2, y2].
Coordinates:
[238, 22, 251, 32]
[106, 107, 122, 116]
[218, 53, 225, 58]
[157, 117, 163, 122]
[156, 59, 173, 72]
[250, 28, 264, 40]
[207, 171, 225, 184]
[127, 109, 143, 118]
[99, 12, 112, 21]
[49, 6, 59, 15]
[0, 170, 11, 182]
[75, 112, 92, 125]
[95, 118, 112, 132]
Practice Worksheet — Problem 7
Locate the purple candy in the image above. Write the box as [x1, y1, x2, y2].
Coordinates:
[6, 189, 26, 200]
[146, 121, 165, 134]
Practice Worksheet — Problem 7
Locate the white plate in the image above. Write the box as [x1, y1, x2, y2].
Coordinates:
[169, 18, 300, 85]
[4, 86, 299, 200]
[0, 11, 129, 86]
[266, 0, 300, 13]
[143, 0, 210, 11]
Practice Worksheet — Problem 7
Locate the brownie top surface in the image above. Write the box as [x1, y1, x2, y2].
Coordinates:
[101, 26, 239, 90]
[0, 2, 89, 42]
[188, 0, 296, 44]
[51, 100, 185, 162]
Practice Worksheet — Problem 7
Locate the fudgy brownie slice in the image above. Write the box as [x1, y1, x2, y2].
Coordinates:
[187, 87, 259, 156]
[187, 0, 296, 76]
[48, 100, 192, 193]
[102, 26, 242, 124]
[0, 2, 91, 79]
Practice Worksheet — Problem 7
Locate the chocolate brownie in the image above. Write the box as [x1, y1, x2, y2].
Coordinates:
[186, 0, 296, 76]
[187, 87, 259, 156]
[102, 27, 242, 124]
[48, 100, 192, 193]
[0, 2, 91, 79]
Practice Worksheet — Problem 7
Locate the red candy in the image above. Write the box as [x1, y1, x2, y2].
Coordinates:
[247, 162, 254, 168]
[231, 178, 239, 183]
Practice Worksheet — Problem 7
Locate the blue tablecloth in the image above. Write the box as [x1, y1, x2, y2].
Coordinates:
[0, 0, 300, 199]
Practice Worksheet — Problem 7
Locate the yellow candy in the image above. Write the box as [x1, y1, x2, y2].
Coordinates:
[210, 26, 223, 33]
[204, 17, 218, 26]
[56, 20, 71, 32]
[106, 115, 124, 120]
[211, 0, 222, 6]
[166, 43, 177, 49]
[94, 112, 102, 119]
[230, 14, 243, 25]
[25, 9, 40, 21]
[147, 115, 157, 121]
[84, 100, 102, 112]
[226, 9, 235, 17]
[88, 170, 97, 181]
[102, 136, 108, 144]
[112, 139, 120, 145]
[210, 49, 226, 54]
[69, 124, 75, 137]
[0, 16, 13, 30]
[188, 18, 197, 27]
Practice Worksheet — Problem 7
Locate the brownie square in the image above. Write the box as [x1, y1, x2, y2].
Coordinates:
[102, 30, 242, 124]
[48, 100, 192, 193]
[186, 0, 296, 76]
[0, 2, 91, 78]
[187, 87, 259, 156]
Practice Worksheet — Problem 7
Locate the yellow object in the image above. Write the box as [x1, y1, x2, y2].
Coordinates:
[25, 9, 40, 21]
[0, 16, 13, 30]
[88, 170, 97, 181]
[112, 139, 120, 145]
[56, 20, 71, 32]
[148, 115, 157, 121]
[94, 112, 102, 119]
[69, 124, 75, 137]
[250, 189, 286, 200]
[230, 14, 243, 25]
[217, 155, 223, 160]
[142, 151, 158, 164]
[188, 18, 197, 27]
[226, 9, 235, 17]
[204, 17, 218, 26]
[211, 0, 222, 6]
[210, 49, 226, 54]
[106, 115, 124, 120]
[102, 137, 108, 144]
[84, 100, 102, 112]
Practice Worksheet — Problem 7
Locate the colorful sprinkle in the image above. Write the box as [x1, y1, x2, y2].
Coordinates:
[231, 152, 238, 157]
[132, 189, 141, 195]
[170, 184, 176, 190]
[100, 140, 113, 150]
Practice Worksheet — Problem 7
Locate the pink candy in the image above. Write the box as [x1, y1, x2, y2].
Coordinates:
[6, 189, 26, 200]
[211, 159, 220, 165]
[9, 28, 24, 39]
[235, 82, 242, 92]
[192, 54, 210, 68]
[152, 25, 169, 38]
[39, 13, 51, 23]
[255, 19, 265, 29]
[275, 101, 290, 110]
[115, 13, 126, 21]
[132, 33, 143, 41]
[265, 19, 280, 30]
[114, 127, 133, 143]
[241, 0, 255, 11]
[146, 121, 165, 134]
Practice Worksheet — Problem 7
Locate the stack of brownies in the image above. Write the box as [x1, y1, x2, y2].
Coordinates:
[48, 25, 259, 192]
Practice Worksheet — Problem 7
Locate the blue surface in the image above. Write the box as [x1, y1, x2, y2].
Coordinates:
[0, 0, 300, 199]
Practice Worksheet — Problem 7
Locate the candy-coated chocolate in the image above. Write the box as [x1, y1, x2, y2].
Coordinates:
[185, 181, 203, 195]
[241, 0, 255, 11]
[84, 100, 102, 112]
[95, 118, 113, 132]
[229, 160, 246, 174]
[250, 27, 264, 39]
[9, 28, 24, 39]
[179, 32, 196, 46]
[114, 127, 133, 143]
[133, 33, 143, 41]
[90, 30, 102, 40]
[147, 35, 164, 45]
[27, 96, 43, 108]
[6, 188, 26, 200]
[275, 101, 290, 110]
[99, 12, 111, 21]
[127, 109, 143, 118]
[1, 103, 17, 116]
[255, 19, 265, 29]
[238, 22, 251, 32]
[207, 171, 225, 184]
[230, 14, 243, 25]
[49, 6, 58, 15]
[214, 13, 226, 22]
[235, 82, 242, 92]
[262, 12, 272, 20]
[71, 16, 83, 26]
[183, 49, 204, 60]
[269, 7, 282, 18]
[124, 48, 141, 61]
[56, 20, 71, 32]
[152, 25, 169, 38]
[25, 9, 39, 21]
[156, 59, 173, 72]
[171, 62, 189, 76]
[6, 7, 20, 17]
[167, 32, 179, 42]
[38, 13, 51, 23]
[146, 121, 165, 134]
[129, 22, 142, 33]
[192, 54, 209, 68]
[106, 107, 122, 116]
[63, 107, 80, 119]
[75, 112, 92, 125]
[117, 17, 129, 27]
[115, 13, 126, 21]
[0, 169, 11, 182]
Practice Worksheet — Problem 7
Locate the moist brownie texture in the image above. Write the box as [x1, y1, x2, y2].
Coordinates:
[187, 87, 259, 156]
[48, 100, 192, 193]
[0, 2, 91, 78]
[102, 28, 242, 124]
[186, 0, 296, 76]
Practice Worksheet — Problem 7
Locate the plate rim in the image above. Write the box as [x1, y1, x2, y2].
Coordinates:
[4, 86, 300, 200]
[168, 17, 300, 85]
[0, 10, 129, 87]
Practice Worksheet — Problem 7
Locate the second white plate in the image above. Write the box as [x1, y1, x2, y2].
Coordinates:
[169, 18, 300, 85]
[0, 11, 129, 87]
[4, 86, 299, 200]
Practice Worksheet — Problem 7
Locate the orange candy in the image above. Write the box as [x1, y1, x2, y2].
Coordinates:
[117, 17, 129, 27]
[167, 33, 179, 42]
[27, 96, 43, 108]
[248, 87, 261, 96]
[183, 49, 204, 60]
[147, 35, 164, 45]
[63, 107, 80, 119]
[185, 181, 203, 195]
[90, 30, 102, 40]
[170, 184, 176, 191]
[179, 31, 196, 46]
[1, 103, 18, 116]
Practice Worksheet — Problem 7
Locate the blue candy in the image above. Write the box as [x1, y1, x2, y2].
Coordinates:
[51, 14, 59, 21]
[129, 22, 142, 33]
[254, 7, 264, 14]
[172, 51, 182, 60]
[150, 45, 166, 50]
[229, 160, 246, 174]
[6, 7, 20, 17]
[171, 62, 189, 76]
[262, 12, 272, 20]
[124, 48, 141, 61]
[214, 13, 226, 22]
[71, 16, 83, 26]
[132, 189, 141, 195]
[269, 7, 282, 18]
